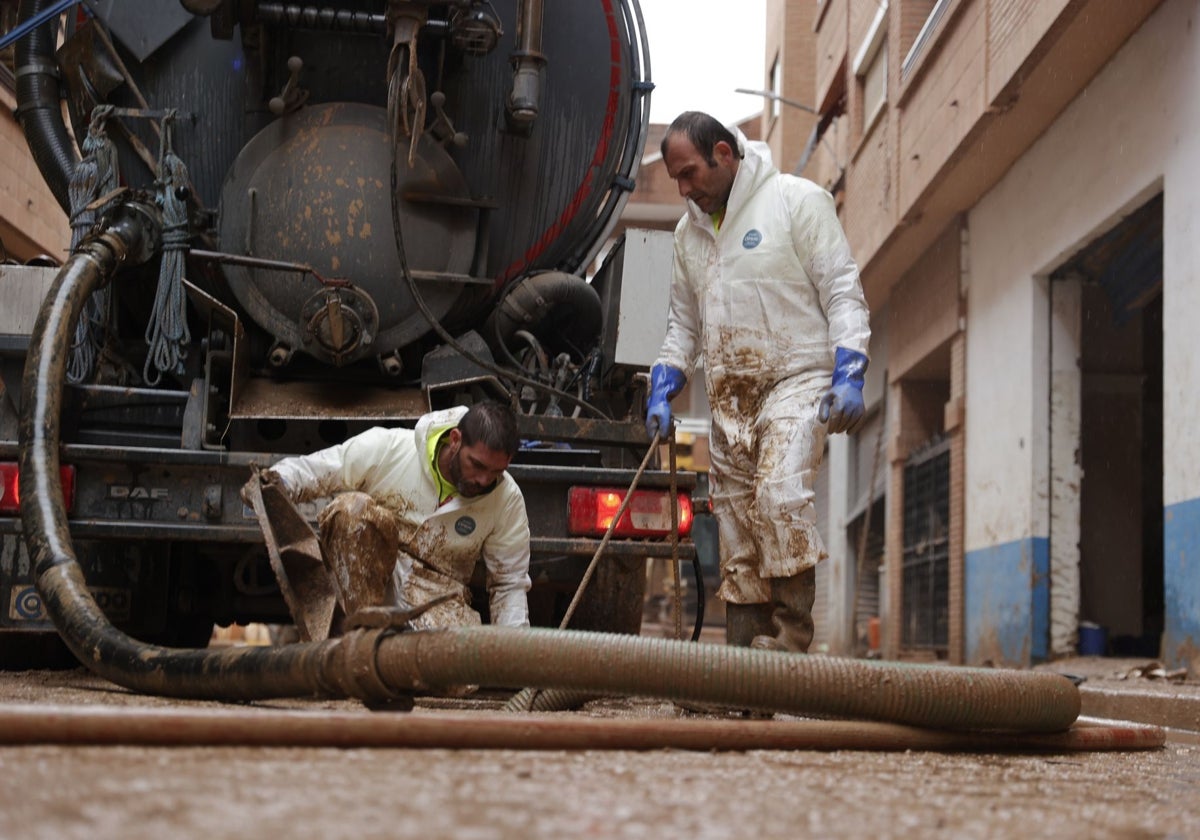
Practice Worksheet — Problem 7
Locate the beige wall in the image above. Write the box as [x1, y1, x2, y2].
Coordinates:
[812, 0, 1162, 306]
[815, 0, 847, 115]
[887, 220, 961, 381]
[762, 0, 818, 177]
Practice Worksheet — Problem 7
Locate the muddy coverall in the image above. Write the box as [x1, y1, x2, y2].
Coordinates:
[655, 134, 870, 651]
[269, 406, 531, 630]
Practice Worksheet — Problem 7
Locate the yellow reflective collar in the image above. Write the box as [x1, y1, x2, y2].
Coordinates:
[428, 428, 457, 505]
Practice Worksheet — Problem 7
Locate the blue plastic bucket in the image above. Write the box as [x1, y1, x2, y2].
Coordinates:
[1078, 622, 1108, 656]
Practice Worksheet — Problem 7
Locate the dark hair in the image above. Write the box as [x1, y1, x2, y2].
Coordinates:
[458, 401, 520, 459]
[660, 111, 744, 165]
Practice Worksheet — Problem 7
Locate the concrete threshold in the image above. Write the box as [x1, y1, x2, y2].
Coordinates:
[1079, 684, 1200, 743]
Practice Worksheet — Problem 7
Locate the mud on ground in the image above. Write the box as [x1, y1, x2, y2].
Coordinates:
[1, 668, 1199, 840]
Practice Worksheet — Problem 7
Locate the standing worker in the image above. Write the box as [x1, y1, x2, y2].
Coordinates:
[249, 401, 531, 636]
[646, 111, 871, 653]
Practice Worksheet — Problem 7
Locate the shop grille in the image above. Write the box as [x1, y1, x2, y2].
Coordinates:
[901, 436, 950, 651]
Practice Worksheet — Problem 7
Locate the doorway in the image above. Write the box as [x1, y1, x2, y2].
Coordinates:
[1054, 193, 1164, 656]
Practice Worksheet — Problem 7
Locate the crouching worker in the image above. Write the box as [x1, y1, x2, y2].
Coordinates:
[244, 401, 531, 640]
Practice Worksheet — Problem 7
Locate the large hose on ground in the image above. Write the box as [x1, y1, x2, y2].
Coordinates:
[374, 627, 1078, 732]
[20, 199, 1081, 731]
[15, 0, 79, 213]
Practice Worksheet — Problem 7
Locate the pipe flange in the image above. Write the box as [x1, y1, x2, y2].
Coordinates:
[328, 628, 416, 711]
[299, 285, 379, 366]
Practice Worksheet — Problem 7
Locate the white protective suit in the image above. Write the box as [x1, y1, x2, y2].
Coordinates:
[655, 133, 870, 604]
[270, 406, 531, 628]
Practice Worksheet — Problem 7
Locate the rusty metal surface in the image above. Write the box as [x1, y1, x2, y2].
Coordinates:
[217, 102, 475, 363]
[516, 414, 652, 447]
[511, 462, 697, 491]
[0, 441, 267, 467]
[229, 377, 429, 420]
[532, 538, 695, 560]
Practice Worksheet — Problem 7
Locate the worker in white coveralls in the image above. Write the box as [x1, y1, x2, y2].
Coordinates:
[647, 111, 871, 653]
[263, 401, 531, 632]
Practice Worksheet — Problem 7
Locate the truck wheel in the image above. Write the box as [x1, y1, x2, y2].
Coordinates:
[563, 554, 646, 636]
[141, 548, 216, 649]
[0, 631, 78, 670]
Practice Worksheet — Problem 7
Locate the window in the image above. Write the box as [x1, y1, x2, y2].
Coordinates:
[901, 436, 950, 651]
[853, 1, 888, 136]
[861, 40, 887, 131]
[902, 0, 949, 79]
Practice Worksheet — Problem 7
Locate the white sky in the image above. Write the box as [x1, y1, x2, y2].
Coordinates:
[637, 0, 768, 127]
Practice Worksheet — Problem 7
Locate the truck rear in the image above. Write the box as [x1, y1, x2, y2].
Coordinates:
[1, 0, 696, 659]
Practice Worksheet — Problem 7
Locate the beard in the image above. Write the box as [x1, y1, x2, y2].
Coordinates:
[447, 443, 496, 498]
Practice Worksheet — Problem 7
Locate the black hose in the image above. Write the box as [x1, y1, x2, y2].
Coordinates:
[19, 201, 351, 700]
[690, 555, 705, 641]
[15, 0, 78, 212]
[482, 270, 603, 362]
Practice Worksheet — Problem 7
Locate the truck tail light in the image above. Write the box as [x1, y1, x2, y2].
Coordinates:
[567, 487, 693, 538]
[0, 463, 76, 515]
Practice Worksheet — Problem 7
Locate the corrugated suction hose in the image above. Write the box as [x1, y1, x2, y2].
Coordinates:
[373, 626, 1079, 732]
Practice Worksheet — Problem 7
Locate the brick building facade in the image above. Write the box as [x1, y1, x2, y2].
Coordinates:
[791, 0, 1197, 671]
[622, 0, 1199, 671]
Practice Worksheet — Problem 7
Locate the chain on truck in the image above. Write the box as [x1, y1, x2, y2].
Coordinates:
[0, 0, 699, 657]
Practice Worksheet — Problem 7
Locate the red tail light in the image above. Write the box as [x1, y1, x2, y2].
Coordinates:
[567, 487, 693, 538]
[0, 463, 76, 514]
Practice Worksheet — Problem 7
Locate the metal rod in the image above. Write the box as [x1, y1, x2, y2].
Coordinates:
[189, 249, 314, 275]
[0, 705, 1164, 753]
[668, 429, 682, 640]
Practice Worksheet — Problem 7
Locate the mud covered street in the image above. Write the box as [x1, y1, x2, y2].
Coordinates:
[1, 669, 1198, 840]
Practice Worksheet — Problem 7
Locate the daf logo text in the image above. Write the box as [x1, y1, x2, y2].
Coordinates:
[108, 486, 170, 500]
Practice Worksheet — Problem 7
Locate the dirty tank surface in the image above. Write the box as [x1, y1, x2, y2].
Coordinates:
[1, 670, 1198, 840]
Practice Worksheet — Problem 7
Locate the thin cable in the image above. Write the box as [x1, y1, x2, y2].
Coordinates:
[66, 106, 119, 383]
[143, 113, 191, 385]
[0, 0, 80, 51]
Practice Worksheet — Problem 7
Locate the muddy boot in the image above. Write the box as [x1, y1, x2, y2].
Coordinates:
[724, 601, 776, 647]
[750, 569, 816, 653]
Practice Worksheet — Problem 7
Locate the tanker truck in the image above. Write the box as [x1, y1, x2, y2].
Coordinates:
[0, 0, 697, 660]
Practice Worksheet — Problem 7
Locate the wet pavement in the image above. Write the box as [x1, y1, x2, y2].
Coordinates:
[1035, 656, 1200, 743]
[0, 666, 1198, 839]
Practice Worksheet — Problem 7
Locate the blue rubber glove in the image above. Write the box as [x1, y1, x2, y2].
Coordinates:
[646, 364, 686, 439]
[818, 347, 868, 434]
